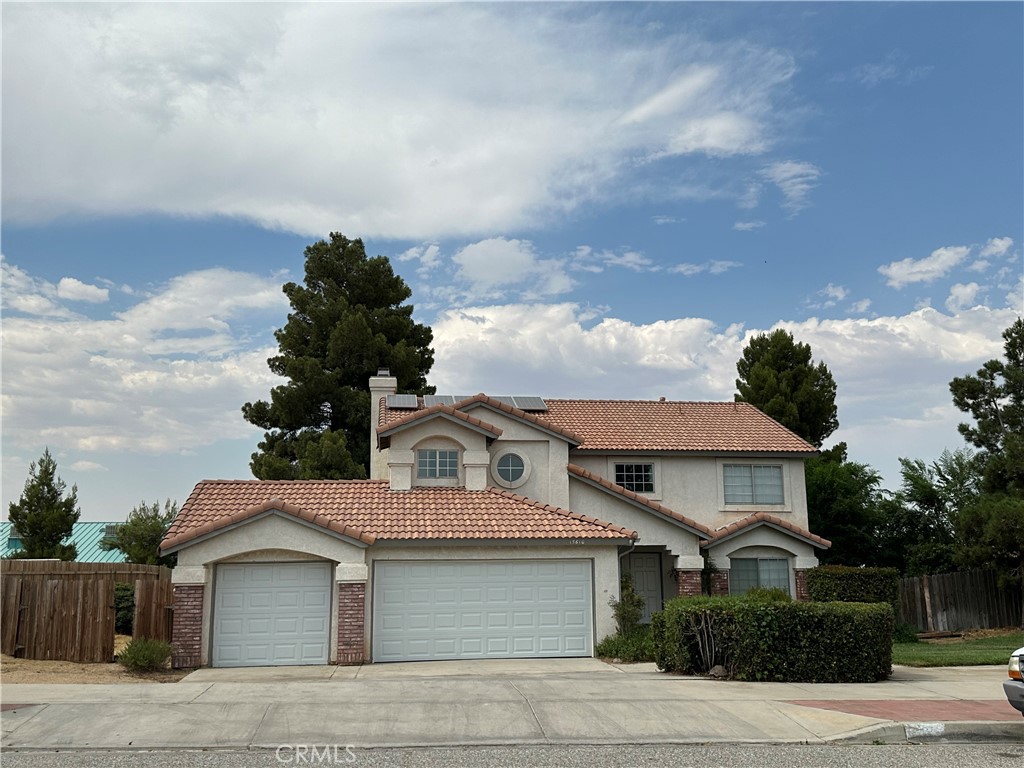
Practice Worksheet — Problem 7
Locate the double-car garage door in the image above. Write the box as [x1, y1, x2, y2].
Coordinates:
[212, 559, 594, 666]
[372, 560, 593, 662]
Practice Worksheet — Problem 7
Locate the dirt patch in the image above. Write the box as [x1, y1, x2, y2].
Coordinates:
[923, 627, 1022, 644]
[1, 636, 190, 684]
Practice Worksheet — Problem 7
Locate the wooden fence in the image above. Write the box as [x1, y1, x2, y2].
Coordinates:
[1, 560, 173, 662]
[899, 568, 1022, 632]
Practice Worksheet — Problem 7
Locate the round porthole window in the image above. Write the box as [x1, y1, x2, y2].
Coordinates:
[497, 453, 525, 483]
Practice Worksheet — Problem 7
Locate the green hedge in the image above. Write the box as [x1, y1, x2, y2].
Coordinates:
[806, 565, 899, 606]
[651, 595, 893, 682]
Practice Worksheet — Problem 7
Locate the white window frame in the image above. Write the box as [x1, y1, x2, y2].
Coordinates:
[716, 460, 792, 512]
[606, 458, 661, 499]
[417, 448, 459, 479]
[490, 447, 532, 490]
[729, 557, 791, 596]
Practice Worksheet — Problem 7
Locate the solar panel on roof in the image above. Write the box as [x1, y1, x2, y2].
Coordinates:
[424, 395, 456, 407]
[386, 394, 419, 409]
[493, 396, 516, 406]
[454, 395, 474, 403]
[512, 396, 548, 411]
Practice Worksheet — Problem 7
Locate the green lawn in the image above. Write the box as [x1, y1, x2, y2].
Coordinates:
[893, 632, 1024, 667]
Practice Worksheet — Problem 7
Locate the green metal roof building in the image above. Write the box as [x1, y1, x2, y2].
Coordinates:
[0, 521, 127, 562]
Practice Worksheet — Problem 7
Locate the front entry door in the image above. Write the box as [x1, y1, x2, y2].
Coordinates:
[627, 553, 662, 623]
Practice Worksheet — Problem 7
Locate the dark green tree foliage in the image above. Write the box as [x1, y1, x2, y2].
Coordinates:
[950, 318, 1024, 494]
[735, 329, 838, 447]
[101, 499, 179, 566]
[7, 448, 80, 560]
[956, 494, 1024, 583]
[242, 233, 435, 479]
[805, 455, 882, 566]
[875, 448, 980, 575]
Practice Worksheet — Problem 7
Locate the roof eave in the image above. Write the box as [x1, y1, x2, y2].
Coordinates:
[702, 520, 831, 550]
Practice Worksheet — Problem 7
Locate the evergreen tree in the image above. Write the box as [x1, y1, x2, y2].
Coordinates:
[7, 448, 80, 560]
[100, 499, 178, 566]
[242, 233, 434, 479]
[735, 329, 838, 447]
[805, 456, 883, 566]
[949, 318, 1024, 494]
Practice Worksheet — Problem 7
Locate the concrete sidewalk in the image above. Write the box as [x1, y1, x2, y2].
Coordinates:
[1, 660, 1020, 750]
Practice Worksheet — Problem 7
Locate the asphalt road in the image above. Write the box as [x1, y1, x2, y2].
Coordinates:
[3, 745, 1024, 768]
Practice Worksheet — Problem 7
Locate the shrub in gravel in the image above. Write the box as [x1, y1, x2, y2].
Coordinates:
[117, 637, 172, 673]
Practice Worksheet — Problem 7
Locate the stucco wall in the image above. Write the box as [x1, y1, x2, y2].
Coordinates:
[570, 454, 810, 529]
[367, 542, 622, 648]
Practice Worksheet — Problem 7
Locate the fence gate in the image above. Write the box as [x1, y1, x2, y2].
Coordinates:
[133, 578, 174, 642]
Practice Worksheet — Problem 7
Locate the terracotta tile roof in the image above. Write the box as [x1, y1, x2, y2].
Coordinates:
[160, 480, 637, 552]
[542, 399, 817, 454]
[703, 512, 832, 549]
[567, 464, 715, 538]
[380, 394, 582, 445]
[377, 404, 503, 441]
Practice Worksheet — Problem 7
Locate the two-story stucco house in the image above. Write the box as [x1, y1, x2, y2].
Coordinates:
[161, 370, 829, 668]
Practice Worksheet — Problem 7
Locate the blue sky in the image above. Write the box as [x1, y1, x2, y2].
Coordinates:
[2, 2, 1021, 521]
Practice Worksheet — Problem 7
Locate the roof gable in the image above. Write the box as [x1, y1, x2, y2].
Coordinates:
[377, 404, 502, 447]
[702, 512, 831, 550]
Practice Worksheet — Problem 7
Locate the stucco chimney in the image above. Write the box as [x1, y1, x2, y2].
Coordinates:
[369, 369, 398, 480]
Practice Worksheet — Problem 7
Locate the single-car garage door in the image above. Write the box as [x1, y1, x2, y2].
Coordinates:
[373, 560, 593, 662]
[212, 562, 331, 667]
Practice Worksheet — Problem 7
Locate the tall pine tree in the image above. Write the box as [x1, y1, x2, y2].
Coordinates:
[242, 233, 434, 479]
[8, 448, 81, 560]
[735, 329, 838, 448]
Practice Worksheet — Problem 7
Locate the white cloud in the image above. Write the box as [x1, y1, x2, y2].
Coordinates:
[571, 247, 663, 275]
[56, 277, 109, 303]
[651, 215, 683, 225]
[759, 161, 821, 214]
[979, 236, 1014, 259]
[669, 261, 743, 276]
[451, 238, 572, 300]
[430, 302, 1015, 489]
[70, 460, 108, 472]
[968, 259, 991, 273]
[878, 245, 971, 289]
[807, 283, 848, 310]
[835, 51, 933, 88]
[944, 282, 982, 312]
[1, 4, 801, 240]
[849, 298, 872, 314]
[733, 220, 765, 231]
[1, 262, 289, 458]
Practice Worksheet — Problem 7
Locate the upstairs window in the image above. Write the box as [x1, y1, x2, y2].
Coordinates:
[723, 464, 784, 505]
[496, 453, 525, 483]
[615, 463, 654, 493]
[417, 449, 458, 479]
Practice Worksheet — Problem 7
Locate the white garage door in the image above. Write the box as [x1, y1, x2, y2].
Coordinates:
[212, 562, 331, 667]
[373, 560, 593, 662]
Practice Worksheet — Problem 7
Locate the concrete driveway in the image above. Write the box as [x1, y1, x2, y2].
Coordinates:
[2, 661, 1019, 750]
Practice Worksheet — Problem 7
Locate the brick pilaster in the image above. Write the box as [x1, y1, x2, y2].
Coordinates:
[336, 582, 366, 665]
[794, 569, 810, 601]
[676, 569, 702, 597]
[710, 570, 730, 596]
[171, 584, 203, 668]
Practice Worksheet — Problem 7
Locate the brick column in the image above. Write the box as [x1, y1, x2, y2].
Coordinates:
[171, 584, 203, 669]
[675, 569, 702, 597]
[794, 569, 810, 601]
[336, 582, 366, 665]
[710, 570, 730, 596]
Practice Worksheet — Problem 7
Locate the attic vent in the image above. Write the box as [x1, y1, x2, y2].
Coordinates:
[423, 395, 456, 407]
[386, 394, 419, 409]
[9, 525, 21, 538]
[104, 524, 120, 538]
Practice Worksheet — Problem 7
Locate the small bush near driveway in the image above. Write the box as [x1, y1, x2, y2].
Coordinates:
[117, 637, 172, 673]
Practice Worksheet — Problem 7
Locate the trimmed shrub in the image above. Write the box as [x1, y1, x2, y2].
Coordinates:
[117, 637, 172, 673]
[652, 594, 894, 682]
[596, 626, 656, 663]
[114, 582, 135, 636]
[743, 586, 792, 603]
[806, 565, 899, 606]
